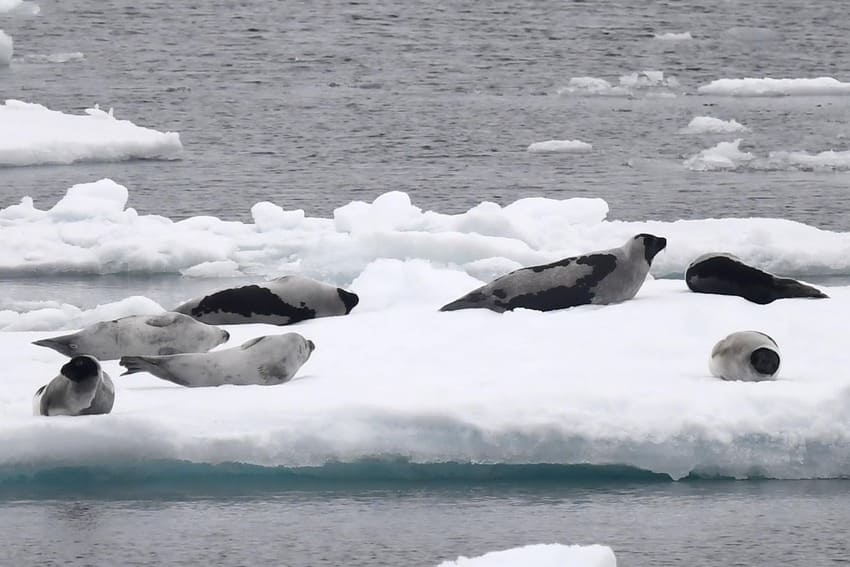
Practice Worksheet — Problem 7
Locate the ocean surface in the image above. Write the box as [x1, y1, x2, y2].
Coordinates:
[3, 1, 850, 565]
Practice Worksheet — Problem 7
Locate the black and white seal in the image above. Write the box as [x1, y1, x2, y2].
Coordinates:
[440, 234, 667, 312]
[32, 312, 230, 360]
[709, 330, 780, 382]
[119, 332, 315, 387]
[686, 253, 828, 305]
[173, 275, 359, 325]
[33, 355, 115, 416]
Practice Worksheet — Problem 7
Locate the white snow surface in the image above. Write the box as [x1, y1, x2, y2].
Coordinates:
[699, 77, 850, 97]
[436, 544, 616, 567]
[0, 100, 183, 166]
[3, 179, 850, 285]
[4, 277, 850, 479]
[653, 32, 692, 41]
[527, 140, 592, 153]
[0, 30, 11, 66]
[681, 116, 750, 134]
[557, 71, 680, 97]
[684, 139, 850, 172]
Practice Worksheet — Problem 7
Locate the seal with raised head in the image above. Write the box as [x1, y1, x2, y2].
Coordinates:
[440, 233, 667, 312]
[33, 355, 115, 416]
[119, 332, 315, 387]
[709, 330, 780, 382]
[32, 312, 230, 360]
[173, 275, 359, 325]
[686, 253, 828, 305]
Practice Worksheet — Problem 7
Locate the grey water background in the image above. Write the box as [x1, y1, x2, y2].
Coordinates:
[3, 1, 850, 566]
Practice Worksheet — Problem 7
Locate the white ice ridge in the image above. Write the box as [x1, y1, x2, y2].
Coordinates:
[653, 32, 692, 41]
[436, 544, 617, 567]
[527, 140, 592, 153]
[0, 30, 11, 66]
[2, 178, 850, 282]
[0, 296, 165, 332]
[5, 279, 850, 480]
[557, 71, 680, 97]
[699, 77, 850, 97]
[0, 100, 183, 166]
[680, 116, 749, 134]
[684, 139, 850, 172]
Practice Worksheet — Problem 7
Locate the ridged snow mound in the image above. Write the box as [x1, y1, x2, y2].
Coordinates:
[685, 139, 850, 172]
[681, 116, 749, 134]
[0, 100, 183, 166]
[4, 278, 850, 479]
[698, 77, 850, 97]
[557, 71, 680, 97]
[527, 140, 592, 153]
[2, 179, 850, 284]
[0, 30, 11, 66]
[436, 544, 617, 567]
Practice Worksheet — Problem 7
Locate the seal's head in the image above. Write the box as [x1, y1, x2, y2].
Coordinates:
[61, 355, 100, 382]
[32, 335, 80, 357]
[631, 233, 667, 264]
[750, 347, 780, 376]
[337, 288, 360, 314]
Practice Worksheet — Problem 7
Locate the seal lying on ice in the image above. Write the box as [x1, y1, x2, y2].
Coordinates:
[709, 331, 780, 382]
[685, 253, 828, 305]
[174, 275, 359, 325]
[119, 333, 315, 387]
[440, 234, 667, 312]
[33, 355, 115, 416]
[32, 312, 230, 360]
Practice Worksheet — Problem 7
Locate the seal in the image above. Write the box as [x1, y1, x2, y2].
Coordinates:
[686, 253, 828, 304]
[32, 312, 230, 360]
[709, 330, 780, 382]
[33, 355, 115, 416]
[440, 233, 667, 312]
[119, 332, 315, 387]
[173, 275, 359, 325]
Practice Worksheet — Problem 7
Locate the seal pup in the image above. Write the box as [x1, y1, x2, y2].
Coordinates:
[440, 234, 667, 312]
[33, 355, 115, 416]
[119, 333, 315, 387]
[709, 331, 780, 382]
[32, 312, 230, 360]
[686, 253, 828, 305]
[173, 275, 359, 325]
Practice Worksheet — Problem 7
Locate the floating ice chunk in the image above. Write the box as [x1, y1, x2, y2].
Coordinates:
[699, 77, 850, 97]
[681, 116, 750, 134]
[558, 71, 680, 97]
[654, 32, 692, 41]
[0, 0, 21, 12]
[0, 296, 164, 332]
[527, 140, 593, 153]
[251, 201, 307, 232]
[683, 139, 753, 170]
[0, 30, 12, 66]
[47, 178, 130, 221]
[436, 544, 617, 567]
[23, 52, 85, 64]
[180, 260, 244, 278]
[762, 149, 850, 171]
[0, 100, 183, 166]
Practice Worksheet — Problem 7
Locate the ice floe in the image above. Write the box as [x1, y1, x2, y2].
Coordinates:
[436, 544, 617, 567]
[0, 30, 11, 66]
[653, 32, 692, 41]
[681, 116, 750, 134]
[527, 140, 593, 153]
[684, 139, 850, 172]
[557, 71, 680, 97]
[0, 100, 183, 166]
[699, 78, 850, 97]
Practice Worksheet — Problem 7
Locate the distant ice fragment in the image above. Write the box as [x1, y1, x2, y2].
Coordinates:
[699, 77, 850, 97]
[654, 32, 693, 41]
[681, 116, 750, 134]
[527, 140, 592, 153]
[0, 30, 12, 66]
[436, 544, 617, 567]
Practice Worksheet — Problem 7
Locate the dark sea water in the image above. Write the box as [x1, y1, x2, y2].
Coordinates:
[2, 0, 850, 228]
[3, 1, 850, 565]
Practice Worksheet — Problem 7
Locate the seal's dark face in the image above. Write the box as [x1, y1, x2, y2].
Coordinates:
[337, 289, 360, 314]
[634, 234, 667, 264]
[750, 348, 780, 376]
[61, 355, 100, 382]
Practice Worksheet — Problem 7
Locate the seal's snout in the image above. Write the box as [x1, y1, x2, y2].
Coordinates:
[222, 330, 231, 342]
[307, 339, 316, 352]
[751, 347, 780, 376]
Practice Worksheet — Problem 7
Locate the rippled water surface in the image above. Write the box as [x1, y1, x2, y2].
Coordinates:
[2, 0, 850, 227]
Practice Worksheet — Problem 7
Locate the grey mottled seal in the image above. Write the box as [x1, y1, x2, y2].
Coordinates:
[709, 330, 780, 382]
[686, 253, 828, 304]
[32, 312, 230, 360]
[440, 234, 667, 312]
[119, 333, 315, 387]
[33, 355, 115, 416]
[174, 275, 359, 325]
